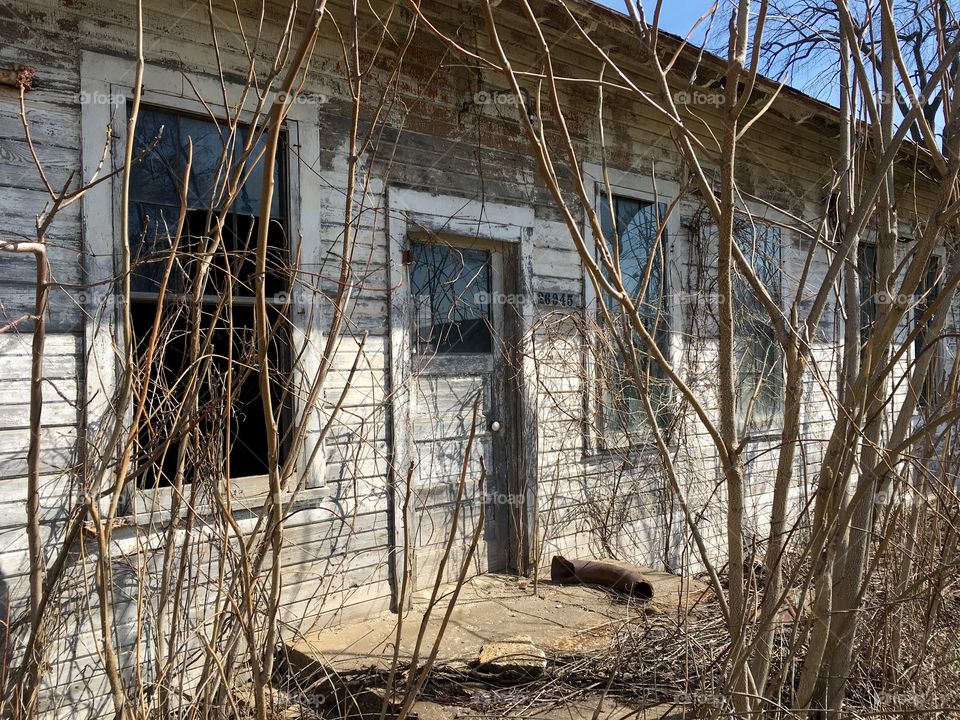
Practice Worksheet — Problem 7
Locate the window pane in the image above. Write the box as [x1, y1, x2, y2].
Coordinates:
[234, 127, 285, 218]
[597, 194, 670, 440]
[411, 243, 492, 354]
[916, 256, 940, 407]
[733, 219, 782, 429]
[617, 199, 663, 307]
[129, 108, 288, 299]
[130, 108, 181, 207]
[736, 324, 780, 428]
[599, 195, 666, 330]
[734, 218, 781, 304]
[129, 107, 287, 215]
[130, 203, 183, 294]
[858, 244, 876, 336]
[179, 114, 232, 209]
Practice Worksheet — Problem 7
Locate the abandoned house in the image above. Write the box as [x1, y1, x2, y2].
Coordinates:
[0, 0, 954, 716]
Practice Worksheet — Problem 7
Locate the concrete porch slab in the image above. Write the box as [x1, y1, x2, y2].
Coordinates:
[410, 698, 689, 720]
[285, 568, 710, 676]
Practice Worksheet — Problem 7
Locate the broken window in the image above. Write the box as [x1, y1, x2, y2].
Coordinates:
[411, 242, 493, 355]
[596, 194, 670, 443]
[733, 218, 783, 431]
[128, 106, 291, 488]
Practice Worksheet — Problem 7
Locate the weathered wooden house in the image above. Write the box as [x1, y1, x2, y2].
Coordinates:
[0, 0, 952, 715]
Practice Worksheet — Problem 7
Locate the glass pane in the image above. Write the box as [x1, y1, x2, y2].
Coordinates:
[411, 243, 492, 354]
[179, 114, 233, 209]
[733, 219, 783, 429]
[858, 244, 876, 335]
[598, 348, 670, 442]
[597, 194, 670, 438]
[130, 107, 286, 214]
[130, 108, 180, 206]
[129, 107, 289, 299]
[916, 256, 940, 407]
[234, 126, 285, 218]
[736, 324, 780, 428]
[130, 202, 187, 294]
[617, 199, 663, 311]
[599, 195, 667, 332]
[734, 218, 781, 308]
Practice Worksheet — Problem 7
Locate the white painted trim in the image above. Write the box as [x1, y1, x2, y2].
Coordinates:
[79, 53, 124, 474]
[79, 51, 316, 123]
[290, 108, 328, 491]
[389, 187, 536, 243]
[516, 226, 539, 573]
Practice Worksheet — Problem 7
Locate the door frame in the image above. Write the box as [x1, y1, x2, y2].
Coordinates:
[386, 188, 538, 611]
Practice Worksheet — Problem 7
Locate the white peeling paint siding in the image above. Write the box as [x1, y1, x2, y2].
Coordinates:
[0, 0, 951, 715]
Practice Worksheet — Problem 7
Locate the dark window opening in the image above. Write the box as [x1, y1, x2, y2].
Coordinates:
[130, 303, 290, 487]
[128, 106, 291, 488]
[411, 242, 493, 355]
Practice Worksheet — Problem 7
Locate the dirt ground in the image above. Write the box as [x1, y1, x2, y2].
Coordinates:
[281, 568, 710, 719]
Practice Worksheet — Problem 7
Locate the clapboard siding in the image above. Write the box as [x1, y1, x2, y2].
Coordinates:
[0, 0, 952, 715]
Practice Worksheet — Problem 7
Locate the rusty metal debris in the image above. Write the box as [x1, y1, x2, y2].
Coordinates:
[0, 65, 36, 90]
[550, 555, 654, 601]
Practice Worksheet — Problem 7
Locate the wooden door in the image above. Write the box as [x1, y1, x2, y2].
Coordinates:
[407, 236, 511, 590]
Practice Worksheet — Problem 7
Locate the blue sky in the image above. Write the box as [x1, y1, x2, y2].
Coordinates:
[591, 0, 720, 46]
[588, 1, 836, 104]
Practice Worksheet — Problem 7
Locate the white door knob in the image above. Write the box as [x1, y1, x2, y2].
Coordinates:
[489, 420, 502, 433]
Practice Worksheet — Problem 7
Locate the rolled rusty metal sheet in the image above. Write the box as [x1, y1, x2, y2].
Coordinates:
[550, 555, 654, 601]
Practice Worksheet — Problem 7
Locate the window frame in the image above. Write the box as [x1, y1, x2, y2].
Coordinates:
[408, 235, 501, 361]
[80, 53, 324, 519]
[129, 105, 295, 503]
[855, 237, 943, 409]
[731, 213, 785, 436]
[914, 252, 943, 409]
[857, 241, 878, 345]
[581, 163, 680, 453]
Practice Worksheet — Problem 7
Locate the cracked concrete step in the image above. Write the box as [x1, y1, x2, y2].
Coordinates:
[476, 635, 547, 679]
